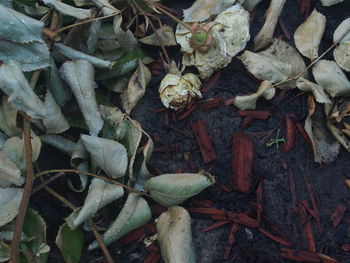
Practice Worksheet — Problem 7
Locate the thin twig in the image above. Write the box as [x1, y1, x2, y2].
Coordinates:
[90, 220, 115, 263]
[10, 114, 33, 263]
[43, 185, 76, 210]
[31, 172, 65, 195]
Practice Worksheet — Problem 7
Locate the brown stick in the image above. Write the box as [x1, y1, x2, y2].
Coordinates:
[91, 220, 115, 263]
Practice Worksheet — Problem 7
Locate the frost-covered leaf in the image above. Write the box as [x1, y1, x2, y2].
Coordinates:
[320, 0, 344, 6]
[157, 206, 196, 263]
[0, 60, 46, 119]
[253, 0, 286, 51]
[183, 0, 236, 22]
[294, 9, 326, 60]
[239, 39, 308, 88]
[113, 15, 137, 52]
[0, 4, 44, 43]
[42, 0, 92, 19]
[312, 59, 350, 97]
[2, 133, 41, 170]
[59, 59, 104, 135]
[72, 178, 124, 228]
[40, 135, 76, 156]
[140, 25, 177, 46]
[144, 171, 215, 206]
[121, 60, 151, 114]
[0, 151, 23, 187]
[0, 97, 21, 137]
[88, 193, 151, 250]
[242, 0, 264, 11]
[0, 187, 23, 227]
[54, 43, 112, 69]
[304, 97, 340, 164]
[43, 90, 70, 134]
[233, 80, 275, 110]
[0, 40, 51, 72]
[296, 77, 331, 104]
[56, 223, 84, 263]
[80, 135, 128, 178]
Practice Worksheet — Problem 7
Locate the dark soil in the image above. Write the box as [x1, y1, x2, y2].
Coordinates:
[33, 0, 350, 262]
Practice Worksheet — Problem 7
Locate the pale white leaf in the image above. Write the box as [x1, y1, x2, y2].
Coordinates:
[54, 43, 112, 69]
[233, 80, 276, 110]
[294, 9, 326, 59]
[80, 135, 128, 178]
[40, 135, 76, 156]
[157, 206, 196, 263]
[253, 0, 286, 51]
[2, 133, 41, 170]
[88, 193, 151, 250]
[91, 0, 118, 15]
[296, 77, 332, 104]
[333, 41, 350, 72]
[320, 0, 344, 6]
[42, 0, 92, 19]
[68, 162, 89, 192]
[140, 25, 176, 46]
[0, 97, 21, 137]
[24, 5, 50, 17]
[333, 18, 350, 43]
[312, 59, 350, 97]
[121, 60, 151, 114]
[0, 187, 23, 227]
[72, 178, 124, 228]
[0, 151, 23, 187]
[183, 0, 236, 22]
[59, 59, 104, 135]
[43, 90, 70, 134]
[113, 15, 137, 52]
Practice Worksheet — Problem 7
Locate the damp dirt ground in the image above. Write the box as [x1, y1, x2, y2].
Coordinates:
[33, 0, 350, 262]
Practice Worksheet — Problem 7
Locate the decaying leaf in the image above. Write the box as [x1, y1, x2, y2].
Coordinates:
[92, 0, 118, 15]
[233, 80, 275, 110]
[80, 135, 128, 178]
[0, 151, 23, 187]
[327, 121, 350, 152]
[320, 0, 344, 6]
[253, 0, 286, 51]
[312, 59, 350, 97]
[140, 25, 176, 46]
[304, 97, 340, 164]
[333, 18, 350, 72]
[2, 133, 41, 170]
[72, 178, 124, 228]
[99, 105, 125, 128]
[120, 60, 151, 114]
[239, 39, 308, 88]
[182, 0, 236, 22]
[333, 18, 350, 43]
[0, 242, 10, 262]
[0, 187, 23, 227]
[296, 77, 331, 104]
[294, 9, 326, 60]
[0, 60, 46, 119]
[43, 90, 70, 134]
[42, 0, 92, 19]
[88, 193, 151, 250]
[113, 15, 138, 52]
[0, 97, 21, 137]
[144, 171, 215, 206]
[56, 223, 84, 263]
[59, 59, 104, 136]
[177, 4, 250, 78]
[157, 206, 196, 263]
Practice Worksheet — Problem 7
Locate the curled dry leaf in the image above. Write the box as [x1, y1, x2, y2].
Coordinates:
[113, 15, 138, 52]
[72, 178, 124, 228]
[59, 59, 104, 136]
[233, 80, 275, 110]
[239, 39, 308, 88]
[42, 0, 92, 19]
[80, 135, 128, 179]
[327, 121, 350, 152]
[159, 72, 202, 111]
[88, 193, 152, 250]
[320, 0, 344, 6]
[0, 97, 21, 137]
[157, 206, 196, 263]
[140, 25, 177, 46]
[0, 151, 23, 187]
[294, 9, 326, 60]
[144, 171, 215, 206]
[121, 60, 151, 114]
[253, 0, 286, 51]
[0, 60, 46, 119]
[242, 0, 264, 11]
[296, 77, 331, 104]
[333, 18, 350, 72]
[0, 187, 23, 227]
[40, 135, 76, 156]
[176, 4, 250, 78]
[312, 59, 350, 97]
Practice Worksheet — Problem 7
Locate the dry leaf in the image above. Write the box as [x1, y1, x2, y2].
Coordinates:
[140, 25, 176, 46]
[242, 0, 264, 11]
[294, 9, 326, 60]
[333, 18, 350, 72]
[327, 121, 350, 152]
[320, 0, 344, 6]
[296, 77, 331, 104]
[253, 0, 286, 51]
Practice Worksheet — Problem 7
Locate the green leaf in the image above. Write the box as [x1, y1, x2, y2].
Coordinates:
[55, 223, 84, 263]
[88, 193, 151, 250]
[0, 187, 23, 227]
[144, 171, 215, 206]
[157, 206, 196, 263]
[80, 135, 128, 178]
[42, 0, 92, 19]
[59, 59, 104, 135]
[0, 60, 46, 119]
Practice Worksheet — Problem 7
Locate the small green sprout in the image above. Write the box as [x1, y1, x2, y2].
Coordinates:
[266, 129, 285, 148]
